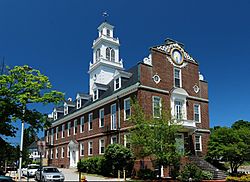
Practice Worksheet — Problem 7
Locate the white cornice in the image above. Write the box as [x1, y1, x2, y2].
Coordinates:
[51, 83, 139, 127]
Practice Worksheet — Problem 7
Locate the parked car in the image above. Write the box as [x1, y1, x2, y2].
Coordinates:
[35, 166, 64, 182]
[0, 175, 14, 182]
[22, 164, 39, 177]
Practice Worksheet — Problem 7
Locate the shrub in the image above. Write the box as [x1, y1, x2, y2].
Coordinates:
[226, 174, 250, 182]
[77, 156, 105, 174]
[137, 168, 156, 180]
[178, 163, 213, 182]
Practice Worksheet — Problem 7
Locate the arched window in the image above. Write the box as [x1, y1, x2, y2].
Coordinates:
[96, 48, 100, 61]
[106, 47, 111, 61]
[111, 49, 115, 62]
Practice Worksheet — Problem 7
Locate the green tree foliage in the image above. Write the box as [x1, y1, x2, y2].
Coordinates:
[104, 144, 135, 177]
[0, 65, 64, 137]
[207, 122, 250, 174]
[129, 99, 183, 177]
[232, 120, 250, 130]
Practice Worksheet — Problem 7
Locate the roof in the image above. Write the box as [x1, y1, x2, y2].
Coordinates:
[51, 64, 139, 123]
[28, 141, 37, 150]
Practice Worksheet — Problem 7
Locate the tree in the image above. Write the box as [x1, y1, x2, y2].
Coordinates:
[0, 65, 64, 137]
[104, 144, 135, 177]
[232, 120, 250, 130]
[207, 125, 250, 174]
[129, 99, 183, 178]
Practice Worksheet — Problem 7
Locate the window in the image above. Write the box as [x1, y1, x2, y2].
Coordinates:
[124, 134, 130, 148]
[153, 96, 161, 118]
[64, 105, 68, 115]
[175, 100, 183, 120]
[61, 147, 64, 158]
[51, 129, 54, 145]
[106, 47, 111, 60]
[111, 136, 117, 144]
[80, 143, 84, 156]
[80, 116, 84, 133]
[67, 122, 71, 136]
[99, 139, 105, 154]
[93, 90, 98, 101]
[99, 109, 104, 128]
[77, 99, 81, 109]
[107, 29, 110, 36]
[111, 49, 115, 62]
[175, 134, 184, 155]
[74, 119, 77, 135]
[88, 113, 93, 131]
[114, 77, 121, 90]
[111, 104, 117, 130]
[51, 149, 53, 159]
[54, 112, 57, 120]
[88, 141, 93, 155]
[194, 104, 201, 123]
[56, 127, 59, 140]
[124, 98, 131, 120]
[96, 48, 101, 61]
[62, 124, 65, 138]
[174, 68, 181, 88]
[46, 131, 49, 142]
[56, 148, 58, 159]
[195, 135, 202, 151]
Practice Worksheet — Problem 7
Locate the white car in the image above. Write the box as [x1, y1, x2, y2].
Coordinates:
[35, 166, 64, 182]
[22, 164, 39, 177]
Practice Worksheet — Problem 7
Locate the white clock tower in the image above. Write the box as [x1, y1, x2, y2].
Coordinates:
[89, 21, 124, 95]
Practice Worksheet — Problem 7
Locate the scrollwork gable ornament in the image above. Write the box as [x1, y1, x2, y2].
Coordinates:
[143, 54, 152, 66]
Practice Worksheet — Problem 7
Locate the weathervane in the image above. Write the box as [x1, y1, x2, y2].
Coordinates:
[102, 11, 109, 22]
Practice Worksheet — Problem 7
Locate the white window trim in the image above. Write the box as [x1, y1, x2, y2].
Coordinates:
[67, 146, 70, 158]
[74, 119, 77, 135]
[54, 112, 57, 120]
[56, 127, 58, 140]
[194, 104, 201, 123]
[88, 141, 93, 156]
[61, 124, 65, 138]
[67, 122, 71, 136]
[77, 98, 81, 109]
[88, 113, 93, 131]
[64, 105, 68, 115]
[51, 149, 53, 159]
[111, 104, 117, 130]
[99, 108, 105, 128]
[99, 138, 105, 154]
[114, 77, 121, 91]
[124, 133, 130, 148]
[80, 116, 84, 133]
[51, 129, 54, 145]
[152, 96, 162, 118]
[55, 148, 58, 159]
[124, 98, 131, 121]
[80, 142, 84, 156]
[111, 136, 117, 144]
[195, 135, 202, 151]
[171, 96, 187, 120]
[174, 68, 182, 88]
[61, 147, 64, 158]
[46, 131, 49, 142]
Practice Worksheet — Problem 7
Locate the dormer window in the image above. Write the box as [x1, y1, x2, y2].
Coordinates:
[53, 111, 57, 120]
[114, 77, 121, 90]
[77, 99, 81, 109]
[107, 29, 110, 37]
[64, 105, 68, 115]
[93, 90, 98, 101]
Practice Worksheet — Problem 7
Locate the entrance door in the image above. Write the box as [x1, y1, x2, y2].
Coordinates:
[68, 140, 79, 168]
[175, 134, 185, 155]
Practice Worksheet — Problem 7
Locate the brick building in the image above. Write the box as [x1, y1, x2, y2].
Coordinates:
[45, 21, 210, 170]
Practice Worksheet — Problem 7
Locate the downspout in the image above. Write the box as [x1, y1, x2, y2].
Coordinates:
[117, 96, 121, 144]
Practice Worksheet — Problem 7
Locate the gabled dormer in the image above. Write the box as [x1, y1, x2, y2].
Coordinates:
[113, 70, 132, 91]
[76, 93, 91, 109]
[64, 98, 75, 115]
[92, 83, 109, 101]
[53, 106, 64, 120]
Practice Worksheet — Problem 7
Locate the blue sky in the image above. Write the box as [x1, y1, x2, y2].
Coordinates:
[0, 0, 250, 145]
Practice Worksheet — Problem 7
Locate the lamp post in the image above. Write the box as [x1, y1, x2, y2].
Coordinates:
[18, 107, 25, 181]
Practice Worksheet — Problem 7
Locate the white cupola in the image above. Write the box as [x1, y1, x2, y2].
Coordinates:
[89, 21, 124, 95]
